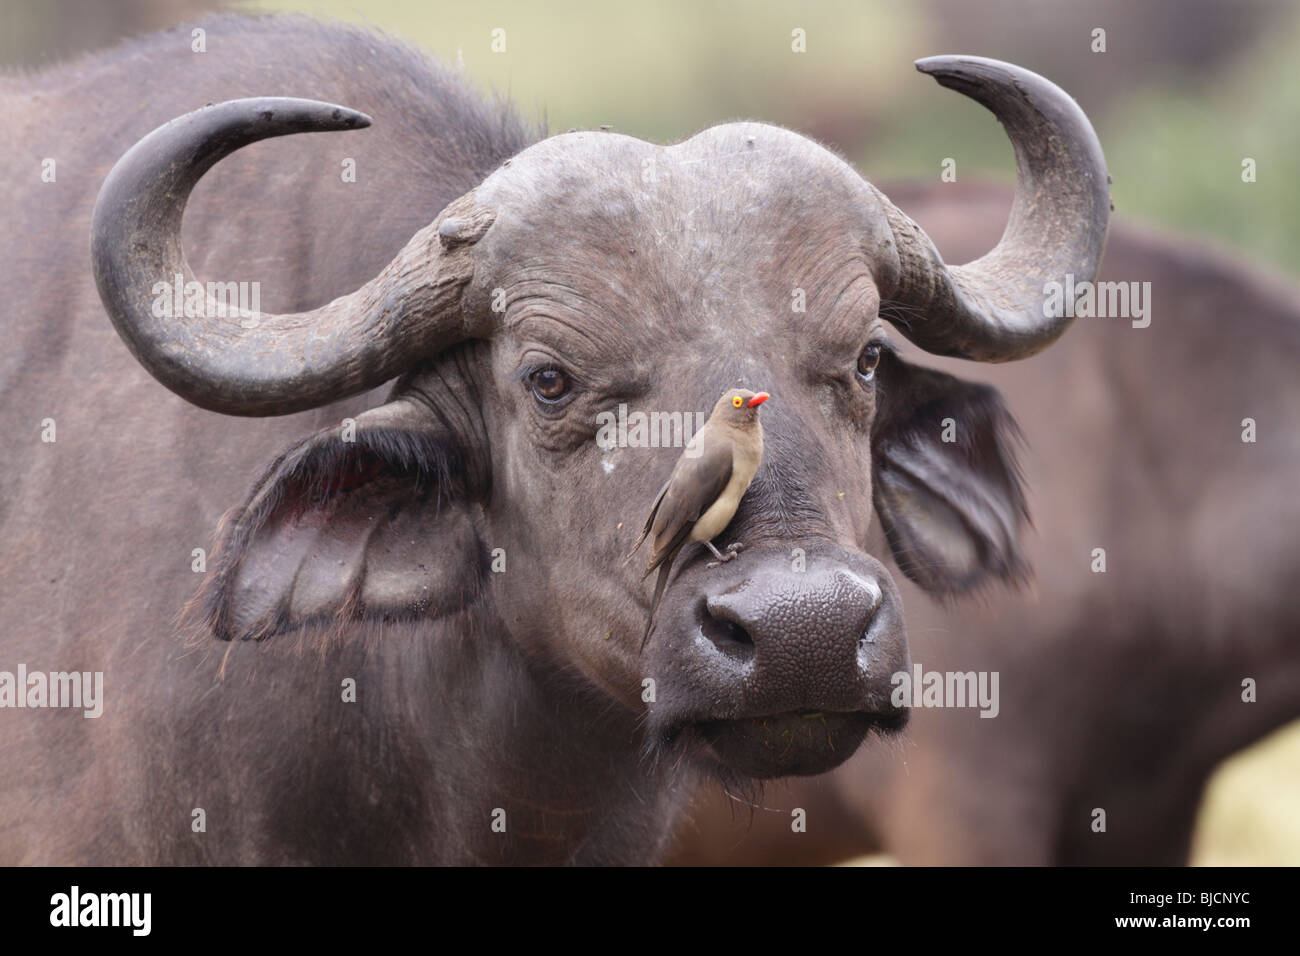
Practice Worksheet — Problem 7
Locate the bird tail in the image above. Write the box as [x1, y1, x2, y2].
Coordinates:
[641, 560, 673, 651]
[625, 477, 671, 568]
[622, 526, 649, 568]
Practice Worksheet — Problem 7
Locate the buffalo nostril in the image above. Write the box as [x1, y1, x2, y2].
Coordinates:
[700, 605, 755, 663]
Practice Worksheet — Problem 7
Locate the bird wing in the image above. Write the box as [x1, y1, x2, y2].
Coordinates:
[626, 474, 673, 562]
[645, 438, 733, 575]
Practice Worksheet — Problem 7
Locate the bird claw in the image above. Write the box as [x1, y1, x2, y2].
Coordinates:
[705, 542, 745, 568]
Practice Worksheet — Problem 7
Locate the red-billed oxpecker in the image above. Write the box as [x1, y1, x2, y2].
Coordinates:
[629, 388, 770, 646]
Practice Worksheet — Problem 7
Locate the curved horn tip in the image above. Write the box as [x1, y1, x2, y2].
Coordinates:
[914, 54, 952, 74]
[914, 54, 1006, 80]
[913, 55, 1058, 104]
[180, 97, 374, 137]
[331, 107, 372, 129]
[883, 55, 1110, 362]
[233, 97, 373, 131]
[911, 56, 1098, 132]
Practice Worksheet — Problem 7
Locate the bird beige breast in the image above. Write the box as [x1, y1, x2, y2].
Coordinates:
[689, 427, 762, 544]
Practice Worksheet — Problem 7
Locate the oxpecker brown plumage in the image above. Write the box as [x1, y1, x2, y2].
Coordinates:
[628, 388, 769, 647]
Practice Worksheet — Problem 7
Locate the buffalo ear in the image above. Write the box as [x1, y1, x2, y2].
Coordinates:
[871, 352, 1029, 595]
[205, 397, 484, 642]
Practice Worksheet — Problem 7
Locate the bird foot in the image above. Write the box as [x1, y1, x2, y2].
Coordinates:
[705, 542, 745, 568]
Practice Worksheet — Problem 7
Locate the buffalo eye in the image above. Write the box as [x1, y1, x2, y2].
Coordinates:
[857, 343, 883, 382]
[530, 367, 571, 403]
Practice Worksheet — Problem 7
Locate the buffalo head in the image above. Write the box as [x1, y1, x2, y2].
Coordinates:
[91, 56, 1108, 779]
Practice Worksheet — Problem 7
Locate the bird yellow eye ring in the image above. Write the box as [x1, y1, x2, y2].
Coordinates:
[732, 396, 743, 407]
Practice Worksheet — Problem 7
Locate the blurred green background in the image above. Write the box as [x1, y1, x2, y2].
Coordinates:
[4, 0, 1297, 864]
[6, 0, 1297, 274]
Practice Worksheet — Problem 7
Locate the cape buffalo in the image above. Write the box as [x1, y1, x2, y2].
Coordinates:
[670, 183, 1300, 866]
[0, 16, 1109, 864]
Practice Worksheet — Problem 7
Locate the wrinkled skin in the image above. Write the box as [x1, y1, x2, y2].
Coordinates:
[463, 124, 913, 753]
[2, 17, 1078, 863]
